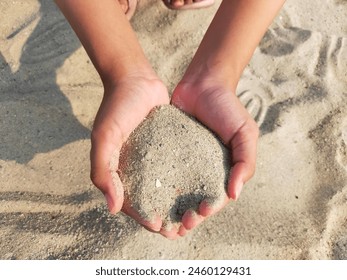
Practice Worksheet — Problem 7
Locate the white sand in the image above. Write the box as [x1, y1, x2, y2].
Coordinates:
[0, 0, 346, 259]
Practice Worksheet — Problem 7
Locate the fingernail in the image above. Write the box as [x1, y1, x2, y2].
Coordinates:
[187, 208, 197, 218]
[235, 181, 244, 201]
[146, 214, 162, 232]
[104, 194, 115, 214]
[230, 181, 243, 201]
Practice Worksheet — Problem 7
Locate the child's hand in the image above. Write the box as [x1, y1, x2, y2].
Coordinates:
[171, 80, 259, 236]
[90, 75, 169, 233]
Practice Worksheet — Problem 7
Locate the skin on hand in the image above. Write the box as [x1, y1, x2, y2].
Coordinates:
[167, 0, 285, 235]
[171, 80, 259, 234]
[54, 0, 171, 236]
[90, 76, 170, 232]
[55, 0, 285, 239]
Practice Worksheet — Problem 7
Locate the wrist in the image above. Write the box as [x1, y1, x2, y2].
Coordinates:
[180, 62, 239, 94]
[100, 62, 159, 92]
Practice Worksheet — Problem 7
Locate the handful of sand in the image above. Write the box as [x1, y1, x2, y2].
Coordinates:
[117, 105, 231, 226]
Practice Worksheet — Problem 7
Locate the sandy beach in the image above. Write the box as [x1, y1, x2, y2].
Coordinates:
[0, 0, 346, 259]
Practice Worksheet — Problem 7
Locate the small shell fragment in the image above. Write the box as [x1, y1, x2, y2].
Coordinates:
[155, 179, 162, 188]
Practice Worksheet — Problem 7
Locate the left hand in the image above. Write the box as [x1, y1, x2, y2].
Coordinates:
[170, 80, 259, 236]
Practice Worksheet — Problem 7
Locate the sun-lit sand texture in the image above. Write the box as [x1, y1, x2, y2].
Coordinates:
[0, 0, 346, 259]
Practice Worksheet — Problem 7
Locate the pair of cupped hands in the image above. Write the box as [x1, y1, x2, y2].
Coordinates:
[90, 73, 259, 239]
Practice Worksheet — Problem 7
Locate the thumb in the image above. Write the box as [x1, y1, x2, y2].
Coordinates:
[227, 119, 259, 200]
[90, 134, 124, 214]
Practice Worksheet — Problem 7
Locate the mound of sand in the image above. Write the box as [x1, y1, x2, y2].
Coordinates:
[117, 105, 230, 226]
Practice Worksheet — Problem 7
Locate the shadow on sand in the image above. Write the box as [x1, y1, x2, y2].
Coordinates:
[0, 0, 90, 164]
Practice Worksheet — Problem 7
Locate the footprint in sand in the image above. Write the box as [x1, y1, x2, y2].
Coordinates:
[253, 25, 347, 136]
[237, 89, 267, 126]
[117, 105, 230, 227]
[259, 26, 311, 57]
[236, 75, 271, 128]
[306, 108, 347, 258]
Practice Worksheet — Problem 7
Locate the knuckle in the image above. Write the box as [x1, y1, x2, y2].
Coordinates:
[90, 170, 107, 192]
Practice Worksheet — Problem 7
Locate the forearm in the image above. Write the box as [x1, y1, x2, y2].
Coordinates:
[183, 0, 286, 90]
[55, 0, 154, 88]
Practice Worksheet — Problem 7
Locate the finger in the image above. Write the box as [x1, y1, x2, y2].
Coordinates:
[181, 209, 205, 230]
[122, 203, 163, 232]
[178, 225, 188, 237]
[90, 133, 124, 214]
[228, 120, 259, 200]
[198, 196, 229, 217]
[227, 163, 250, 201]
[159, 223, 180, 240]
[118, 0, 129, 13]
